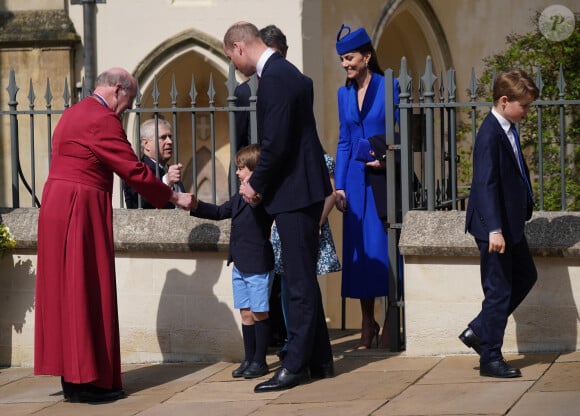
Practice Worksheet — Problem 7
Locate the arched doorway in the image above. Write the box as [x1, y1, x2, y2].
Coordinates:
[374, 0, 452, 83]
[123, 29, 235, 206]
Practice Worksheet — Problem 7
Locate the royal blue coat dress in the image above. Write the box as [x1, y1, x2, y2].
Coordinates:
[335, 72, 399, 299]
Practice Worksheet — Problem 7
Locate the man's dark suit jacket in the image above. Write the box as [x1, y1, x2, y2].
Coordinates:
[191, 194, 274, 274]
[248, 52, 332, 374]
[234, 81, 252, 151]
[465, 112, 534, 245]
[249, 52, 331, 213]
[123, 155, 184, 209]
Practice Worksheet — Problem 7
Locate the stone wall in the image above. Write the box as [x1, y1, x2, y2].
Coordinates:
[1, 208, 579, 366]
[0, 208, 238, 367]
[399, 210, 580, 356]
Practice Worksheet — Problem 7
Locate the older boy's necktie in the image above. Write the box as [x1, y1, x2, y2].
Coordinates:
[511, 124, 534, 204]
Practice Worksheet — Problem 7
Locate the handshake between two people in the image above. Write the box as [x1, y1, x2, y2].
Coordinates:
[168, 174, 262, 210]
[170, 191, 193, 210]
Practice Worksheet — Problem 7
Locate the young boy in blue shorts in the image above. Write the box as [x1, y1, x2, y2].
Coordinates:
[190, 144, 274, 379]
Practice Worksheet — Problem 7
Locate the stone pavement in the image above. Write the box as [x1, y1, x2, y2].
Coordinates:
[1, 330, 579, 416]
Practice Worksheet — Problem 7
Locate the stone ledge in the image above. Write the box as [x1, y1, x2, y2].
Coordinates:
[399, 210, 580, 257]
[3, 208, 580, 257]
[0, 10, 80, 47]
[0, 208, 231, 252]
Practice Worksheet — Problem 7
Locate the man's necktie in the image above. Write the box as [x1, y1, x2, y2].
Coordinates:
[511, 124, 534, 204]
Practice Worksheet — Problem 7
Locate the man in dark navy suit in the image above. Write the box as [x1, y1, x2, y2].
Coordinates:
[124, 118, 185, 209]
[224, 21, 333, 392]
[461, 69, 539, 378]
[233, 25, 289, 349]
[233, 25, 288, 152]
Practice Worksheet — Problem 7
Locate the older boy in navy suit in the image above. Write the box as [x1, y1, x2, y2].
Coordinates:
[461, 69, 539, 378]
[190, 144, 274, 379]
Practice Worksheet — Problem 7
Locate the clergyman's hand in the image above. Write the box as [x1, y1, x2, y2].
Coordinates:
[172, 191, 193, 210]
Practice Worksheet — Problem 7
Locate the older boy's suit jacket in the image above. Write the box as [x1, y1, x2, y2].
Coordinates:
[248, 52, 331, 214]
[465, 112, 534, 245]
[191, 194, 274, 274]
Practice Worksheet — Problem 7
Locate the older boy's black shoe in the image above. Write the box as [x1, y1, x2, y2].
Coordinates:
[459, 327, 482, 355]
[243, 361, 269, 379]
[232, 360, 250, 378]
[480, 360, 521, 378]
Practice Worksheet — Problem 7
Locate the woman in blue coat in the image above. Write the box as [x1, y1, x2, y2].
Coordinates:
[334, 25, 399, 349]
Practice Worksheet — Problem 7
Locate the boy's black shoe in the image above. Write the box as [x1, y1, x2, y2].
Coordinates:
[243, 361, 269, 378]
[232, 360, 251, 378]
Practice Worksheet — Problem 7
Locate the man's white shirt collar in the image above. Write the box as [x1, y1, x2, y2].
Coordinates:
[256, 48, 275, 78]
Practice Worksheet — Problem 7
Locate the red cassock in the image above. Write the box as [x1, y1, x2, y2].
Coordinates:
[34, 97, 173, 390]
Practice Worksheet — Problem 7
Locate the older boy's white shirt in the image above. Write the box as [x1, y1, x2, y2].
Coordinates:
[488, 107, 517, 237]
[491, 108, 519, 158]
[256, 48, 275, 78]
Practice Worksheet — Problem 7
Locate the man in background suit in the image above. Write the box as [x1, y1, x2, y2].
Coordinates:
[224, 21, 333, 392]
[461, 69, 539, 378]
[233, 25, 288, 152]
[124, 118, 185, 209]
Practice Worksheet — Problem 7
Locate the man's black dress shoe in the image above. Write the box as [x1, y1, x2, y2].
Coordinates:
[309, 362, 335, 379]
[232, 360, 250, 378]
[480, 360, 521, 378]
[458, 327, 481, 355]
[254, 367, 306, 393]
[243, 361, 269, 379]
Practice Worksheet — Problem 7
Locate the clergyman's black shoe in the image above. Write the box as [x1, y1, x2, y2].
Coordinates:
[64, 385, 126, 403]
[254, 367, 307, 393]
[309, 362, 335, 379]
[480, 360, 522, 378]
[458, 327, 481, 355]
[232, 360, 250, 378]
[243, 361, 269, 379]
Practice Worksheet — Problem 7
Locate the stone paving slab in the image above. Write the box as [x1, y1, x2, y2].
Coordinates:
[32, 394, 169, 416]
[168, 378, 275, 403]
[0, 368, 33, 386]
[250, 400, 387, 416]
[508, 391, 580, 416]
[556, 351, 580, 362]
[123, 362, 223, 395]
[137, 399, 269, 416]
[372, 380, 534, 416]
[270, 369, 423, 404]
[350, 356, 442, 373]
[0, 375, 61, 404]
[418, 353, 558, 385]
[530, 361, 580, 392]
[1, 346, 579, 416]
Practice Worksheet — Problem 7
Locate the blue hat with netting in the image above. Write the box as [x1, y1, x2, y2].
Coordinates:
[336, 24, 371, 54]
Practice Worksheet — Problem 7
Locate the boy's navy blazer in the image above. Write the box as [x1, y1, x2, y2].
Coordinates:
[248, 52, 331, 215]
[191, 193, 274, 274]
[465, 112, 534, 245]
